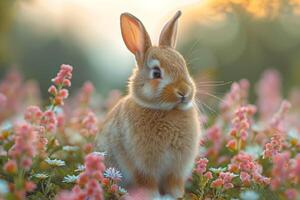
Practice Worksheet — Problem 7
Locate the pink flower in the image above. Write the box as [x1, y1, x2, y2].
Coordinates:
[24, 106, 43, 124]
[226, 139, 237, 151]
[20, 158, 33, 170]
[78, 81, 94, 105]
[211, 172, 235, 190]
[59, 89, 69, 99]
[210, 178, 223, 188]
[84, 153, 105, 177]
[229, 152, 270, 186]
[9, 123, 37, 160]
[3, 160, 17, 174]
[0, 69, 23, 123]
[263, 132, 284, 159]
[55, 191, 79, 200]
[80, 111, 98, 137]
[73, 153, 105, 200]
[226, 105, 256, 151]
[195, 158, 209, 175]
[220, 79, 250, 121]
[256, 69, 282, 121]
[110, 184, 119, 193]
[49, 64, 73, 106]
[8, 122, 37, 172]
[51, 64, 73, 86]
[285, 188, 299, 200]
[271, 152, 290, 189]
[25, 181, 36, 192]
[204, 126, 223, 157]
[41, 110, 57, 132]
[270, 100, 291, 131]
[232, 105, 256, 141]
[48, 85, 57, 95]
[290, 154, 300, 184]
[204, 171, 213, 180]
[240, 171, 251, 185]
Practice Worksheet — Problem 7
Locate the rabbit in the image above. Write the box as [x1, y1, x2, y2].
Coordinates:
[95, 10, 201, 199]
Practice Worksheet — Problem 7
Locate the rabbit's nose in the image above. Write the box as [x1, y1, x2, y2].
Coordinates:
[176, 90, 187, 102]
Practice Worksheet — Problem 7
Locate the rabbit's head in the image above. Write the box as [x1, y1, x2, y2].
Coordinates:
[121, 11, 195, 110]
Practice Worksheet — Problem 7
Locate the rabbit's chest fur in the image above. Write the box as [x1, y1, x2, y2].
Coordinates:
[123, 97, 199, 177]
[96, 96, 200, 182]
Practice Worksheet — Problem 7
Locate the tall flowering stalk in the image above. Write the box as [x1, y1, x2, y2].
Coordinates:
[220, 79, 250, 121]
[256, 70, 282, 121]
[48, 64, 73, 108]
[3, 123, 37, 199]
[0, 70, 23, 123]
[226, 105, 257, 152]
[67, 81, 99, 153]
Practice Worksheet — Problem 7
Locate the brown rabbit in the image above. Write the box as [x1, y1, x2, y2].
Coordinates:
[95, 11, 201, 199]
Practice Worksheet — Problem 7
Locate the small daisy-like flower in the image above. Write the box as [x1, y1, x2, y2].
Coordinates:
[45, 157, 65, 167]
[104, 167, 122, 181]
[118, 186, 127, 194]
[33, 173, 49, 179]
[63, 175, 79, 183]
[63, 145, 79, 152]
[75, 164, 85, 172]
[209, 167, 227, 174]
[92, 151, 107, 157]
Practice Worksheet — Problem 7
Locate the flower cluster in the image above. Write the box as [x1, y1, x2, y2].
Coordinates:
[7, 123, 37, 170]
[211, 172, 236, 190]
[228, 152, 270, 186]
[226, 105, 257, 151]
[48, 64, 73, 107]
[3, 123, 37, 199]
[263, 132, 284, 159]
[70, 153, 105, 200]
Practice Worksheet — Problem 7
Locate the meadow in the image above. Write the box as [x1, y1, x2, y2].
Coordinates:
[0, 64, 299, 200]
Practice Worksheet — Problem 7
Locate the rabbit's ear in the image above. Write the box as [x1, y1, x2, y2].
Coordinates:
[120, 13, 152, 64]
[159, 11, 181, 48]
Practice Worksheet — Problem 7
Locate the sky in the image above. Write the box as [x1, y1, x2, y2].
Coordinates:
[16, 0, 202, 81]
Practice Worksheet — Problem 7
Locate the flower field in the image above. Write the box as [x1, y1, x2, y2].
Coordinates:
[0, 64, 299, 200]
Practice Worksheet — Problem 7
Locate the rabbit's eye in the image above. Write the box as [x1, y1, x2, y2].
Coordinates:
[151, 66, 162, 79]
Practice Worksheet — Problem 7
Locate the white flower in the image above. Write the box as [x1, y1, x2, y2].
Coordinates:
[75, 164, 85, 172]
[118, 186, 127, 194]
[33, 173, 49, 179]
[104, 167, 122, 180]
[63, 175, 79, 183]
[45, 157, 66, 167]
[92, 151, 107, 157]
[0, 179, 8, 195]
[240, 190, 259, 200]
[63, 145, 79, 152]
[209, 167, 227, 173]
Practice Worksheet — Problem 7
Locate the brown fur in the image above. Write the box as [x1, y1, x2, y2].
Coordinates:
[95, 11, 201, 199]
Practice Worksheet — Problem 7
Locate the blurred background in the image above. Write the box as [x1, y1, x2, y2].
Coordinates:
[0, 0, 300, 102]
